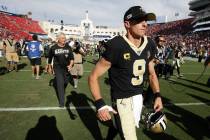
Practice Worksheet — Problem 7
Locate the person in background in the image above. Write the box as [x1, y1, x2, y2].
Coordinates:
[70, 41, 86, 89]
[154, 35, 166, 78]
[3, 35, 19, 72]
[47, 32, 74, 107]
[174, 45, 184, 77]
[26, 34, 43, 79]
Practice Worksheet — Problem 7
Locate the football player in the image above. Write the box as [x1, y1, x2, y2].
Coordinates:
[88, 6, 163, 140]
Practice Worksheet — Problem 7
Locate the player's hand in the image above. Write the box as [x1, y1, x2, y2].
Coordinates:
[67, 65, 72, 72]
[97, 105, 117, 121]
[154, 97, 163, 112]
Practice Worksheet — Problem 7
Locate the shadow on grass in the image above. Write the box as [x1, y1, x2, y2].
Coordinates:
[178, 77, 208, 87]
[25, 115, 63, 140]
[0, 66, 7, 75]
[65, 91, 103, 140]
[187, 93, 210, 105]
[187, 93, 210, 130]
[162, 97, 210, 140]
[18, 63, 27, 70]
[86, 59, 98, 65]
[143, 129, 178, 140]
[167, 78, 210, 94]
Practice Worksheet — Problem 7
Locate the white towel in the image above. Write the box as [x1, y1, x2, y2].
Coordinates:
[132, 94, 143, 128]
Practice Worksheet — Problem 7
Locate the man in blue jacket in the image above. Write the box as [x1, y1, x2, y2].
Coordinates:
[26, 35, 43, 79]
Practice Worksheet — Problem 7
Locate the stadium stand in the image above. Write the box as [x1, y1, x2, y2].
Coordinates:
[147, 18, 194, 36]
[147, 17, 209, 57]
[189, 0, 210, 32]
[0, 11, 45, 40]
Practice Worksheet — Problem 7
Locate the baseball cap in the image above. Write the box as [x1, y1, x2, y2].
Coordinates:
[124, 6, 156, 22]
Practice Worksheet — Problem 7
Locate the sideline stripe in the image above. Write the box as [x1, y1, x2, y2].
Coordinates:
[19, 70, 92, 72]
[0, 102, 210, 112]
[18, 70, 209, 75]
[165, 102, 210, 106]
[0, 106, 95, 111]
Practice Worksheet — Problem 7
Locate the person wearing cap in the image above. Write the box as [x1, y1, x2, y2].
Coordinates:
[88, 6, 163, 140]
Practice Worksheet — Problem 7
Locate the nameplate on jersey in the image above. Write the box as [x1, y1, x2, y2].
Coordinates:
[55, 49, 69, 54]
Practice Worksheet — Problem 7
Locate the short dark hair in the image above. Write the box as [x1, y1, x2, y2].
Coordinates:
[32, 34, 38, 40]
[155, 35, 165, 43]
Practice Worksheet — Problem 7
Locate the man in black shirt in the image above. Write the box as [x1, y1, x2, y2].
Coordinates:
[88, 6, 163, 140]
[48, 33, 74, 107]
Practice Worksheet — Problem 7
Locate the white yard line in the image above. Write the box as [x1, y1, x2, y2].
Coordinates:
[0, 106, 95, 111]
[0, 102, 210, 112]
[182, 73, 209, 75]
[19, 70, 92, 72]
[18, 70, 209, 75]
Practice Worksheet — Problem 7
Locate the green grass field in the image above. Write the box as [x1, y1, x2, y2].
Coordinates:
[0, 56, 210, 140]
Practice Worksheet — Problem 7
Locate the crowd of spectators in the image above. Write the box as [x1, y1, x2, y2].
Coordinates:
[0, 12, 45, 40]
[0, 11, 210, 60]
[147, 18, 210, 58]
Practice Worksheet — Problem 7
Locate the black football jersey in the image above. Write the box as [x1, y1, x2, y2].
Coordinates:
[48, 44, 74, 67]
[175, 48, 182, 59]
[102, 36, 156, 99]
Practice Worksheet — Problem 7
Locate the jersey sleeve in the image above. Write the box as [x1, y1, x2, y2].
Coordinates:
[102, 37, 121, 65]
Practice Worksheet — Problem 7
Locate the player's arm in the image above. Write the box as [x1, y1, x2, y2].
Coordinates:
[148, 59, 163, 112]
[88, 58, 117, 121]
[89, 58, 110, 100]
[67, 59, 74, 72]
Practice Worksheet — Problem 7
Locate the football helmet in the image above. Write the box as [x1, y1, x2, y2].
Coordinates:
[144, 111, 167, 133]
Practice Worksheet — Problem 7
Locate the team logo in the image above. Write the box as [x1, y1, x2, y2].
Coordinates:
[123, 53, 130, 60]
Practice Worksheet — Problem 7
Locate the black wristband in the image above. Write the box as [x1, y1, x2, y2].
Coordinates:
[154, 92, 161, 99]
[95, 99, 106, 110]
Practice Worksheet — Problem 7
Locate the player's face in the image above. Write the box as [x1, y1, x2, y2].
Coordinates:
[158, 37, 166, 46]
[58, 35, 66, 45]
[125, 19, 148, 37]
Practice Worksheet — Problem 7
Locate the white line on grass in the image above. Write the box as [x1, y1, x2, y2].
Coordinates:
[182, 73, 209, 75]
[18, 70, 210, 75]
[0, 106, 95, 111]
[0, 102, 210, 112]
[19, 70, 92, 72]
